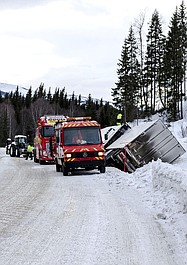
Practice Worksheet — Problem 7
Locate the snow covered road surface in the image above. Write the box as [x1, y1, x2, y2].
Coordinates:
[0, 149, 183, 265]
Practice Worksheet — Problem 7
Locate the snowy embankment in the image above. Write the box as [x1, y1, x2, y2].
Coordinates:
[100, 119, 187, 263]
[100, 159, 187, 263]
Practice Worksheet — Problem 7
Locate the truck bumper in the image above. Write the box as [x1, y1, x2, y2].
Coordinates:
[64, 159, 105, 170]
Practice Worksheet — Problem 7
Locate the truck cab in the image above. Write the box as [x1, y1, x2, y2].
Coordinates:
[34, 115, 66, 164]
[54, 117, 105, 175]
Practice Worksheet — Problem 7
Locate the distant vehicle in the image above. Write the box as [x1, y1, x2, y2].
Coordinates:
[54, 116, 106, 175]
[34, 115, 66, 164]
[9, 135, 27, 157]
[5, 138, 12, 155]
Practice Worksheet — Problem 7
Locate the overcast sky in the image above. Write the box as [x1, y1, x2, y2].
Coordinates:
[0, 0, 184, 101]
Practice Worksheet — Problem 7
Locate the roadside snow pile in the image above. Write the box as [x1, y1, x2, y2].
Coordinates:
[100, 157, 187, 263]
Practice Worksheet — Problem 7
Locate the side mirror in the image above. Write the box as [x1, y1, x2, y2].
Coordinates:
[104, 134, 108, 140]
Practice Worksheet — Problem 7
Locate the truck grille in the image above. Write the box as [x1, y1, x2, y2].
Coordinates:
[72, 152, 98, 158]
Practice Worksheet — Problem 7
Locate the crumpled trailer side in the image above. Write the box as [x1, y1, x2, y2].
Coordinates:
[104, 120, 186, 173]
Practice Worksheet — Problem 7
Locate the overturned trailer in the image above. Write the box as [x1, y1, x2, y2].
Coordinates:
[104, 119, 186, 173]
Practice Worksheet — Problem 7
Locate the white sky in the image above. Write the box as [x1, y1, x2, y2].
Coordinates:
[0, 0, 184, 101]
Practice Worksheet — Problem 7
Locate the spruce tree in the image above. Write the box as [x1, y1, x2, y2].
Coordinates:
[112, 26, 140, 122]
[163, 7, 184, 121]
[178, 1, 187, 118]
[25, 87, 32, 108]
[144, 10, 166, 115]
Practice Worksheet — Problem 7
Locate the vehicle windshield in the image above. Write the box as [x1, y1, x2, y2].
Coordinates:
[14, 137, 27, 144]
[64, 126, 102, 146]
[18, 137, 27, 144]
[42, 126, 54, 137]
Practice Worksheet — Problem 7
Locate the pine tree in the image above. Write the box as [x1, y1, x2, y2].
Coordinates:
[99, 102, 118, 127]
[85, 94, 97, 120]
[0, 108, 9, 146]
[25, 87, 32, 108]
[144, 10, 166, 115]
[178, 1, 187, 118]
[59, 88, 65, 109]
[37, 83, 46, 98]
[163, 7, 185, 121]
[11, 87, 23, 124]
[47, 87, 52, 103]
[112, 26, 140, 122]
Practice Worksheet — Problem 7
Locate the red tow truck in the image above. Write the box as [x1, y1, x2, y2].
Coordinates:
[54, 117, 105, 175]
[34, 115, 66, 164]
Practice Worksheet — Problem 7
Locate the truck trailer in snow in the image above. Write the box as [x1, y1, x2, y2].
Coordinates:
[104, 119, 186, 173]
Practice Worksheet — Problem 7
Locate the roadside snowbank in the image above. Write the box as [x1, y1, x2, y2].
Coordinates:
[100, 129, 187, 264]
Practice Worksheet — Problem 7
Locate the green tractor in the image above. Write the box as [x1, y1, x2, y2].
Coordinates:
[9, 135, 28, 157]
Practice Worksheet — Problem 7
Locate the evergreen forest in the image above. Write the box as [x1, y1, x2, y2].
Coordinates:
[112, 1, 187, 123]
[0, 84, 117, 146]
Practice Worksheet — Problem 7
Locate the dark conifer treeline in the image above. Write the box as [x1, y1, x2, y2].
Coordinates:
[0, 84, 117, 146]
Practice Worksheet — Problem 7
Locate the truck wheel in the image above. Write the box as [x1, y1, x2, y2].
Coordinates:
[39, 159, 45, 165]
[56, 161, 61, 172]
[62, 166, 68, 176]
[34, 155, 39, 163]
[10, 146, 16, 157]
[99, 165, 106, 174]
[16, 149, 20, 157]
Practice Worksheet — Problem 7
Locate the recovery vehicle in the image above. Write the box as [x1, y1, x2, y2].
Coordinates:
[34, 115, 66, 164]
[54, 117, 105, 175]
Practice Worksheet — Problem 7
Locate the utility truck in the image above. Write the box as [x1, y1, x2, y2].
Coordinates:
[34, 115, 66, 164]
[54, 117, 105, 175]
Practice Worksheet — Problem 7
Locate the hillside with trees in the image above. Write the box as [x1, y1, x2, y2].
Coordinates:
[0, 84, 117, 146]
[112, 1, 187, 123]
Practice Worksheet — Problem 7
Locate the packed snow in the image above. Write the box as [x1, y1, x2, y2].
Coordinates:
[100, 118, 187, 264]
[0, 118, 187, 264]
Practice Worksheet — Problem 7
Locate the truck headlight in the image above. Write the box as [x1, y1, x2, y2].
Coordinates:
[65, 153, 72, 158]
[98, 151, 104, 156]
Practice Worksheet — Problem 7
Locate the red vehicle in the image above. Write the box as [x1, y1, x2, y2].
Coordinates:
[54, 117, 105, 175]
[34, 115, 66, 164]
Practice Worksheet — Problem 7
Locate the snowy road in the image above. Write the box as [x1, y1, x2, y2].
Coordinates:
[0, 150, 179, 265]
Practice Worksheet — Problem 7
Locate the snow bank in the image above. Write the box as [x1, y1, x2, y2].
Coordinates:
[100, 159, 187, 264]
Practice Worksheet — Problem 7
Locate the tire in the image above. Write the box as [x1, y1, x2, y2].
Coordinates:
[6, 147, 9, 155]
[16, 148, 20, 157]
[10, 146, 16, 157]
[39, 159, 45, 165]
[34, 153, 39, 163]
[62, 165, 68, 176]
[56, 161, 61, 172]
[99, 165, 106, 174]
